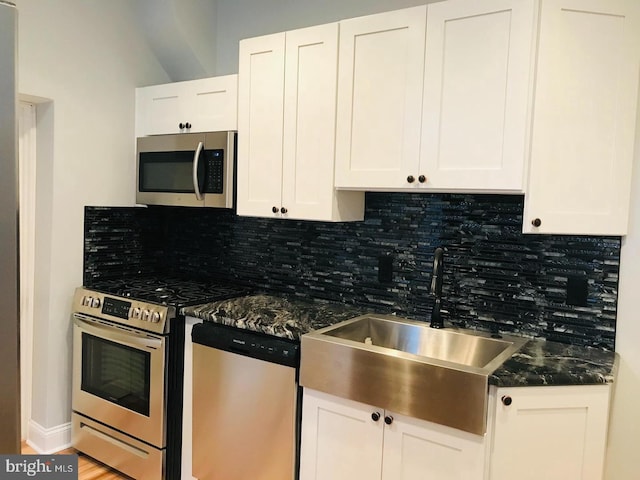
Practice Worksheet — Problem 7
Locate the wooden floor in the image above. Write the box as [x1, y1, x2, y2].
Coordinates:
[21, 441, 129, 479]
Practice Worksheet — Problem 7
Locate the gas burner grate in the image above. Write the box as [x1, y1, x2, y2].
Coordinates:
[89, 276, 248, 308]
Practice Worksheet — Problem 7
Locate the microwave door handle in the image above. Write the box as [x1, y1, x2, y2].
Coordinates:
[193, 141, 204, 201]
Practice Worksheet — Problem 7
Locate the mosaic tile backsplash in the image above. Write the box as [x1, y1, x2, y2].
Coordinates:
[84, 193, 620, 349]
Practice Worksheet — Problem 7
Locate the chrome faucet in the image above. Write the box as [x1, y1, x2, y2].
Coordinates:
[430, 247, 444, 329]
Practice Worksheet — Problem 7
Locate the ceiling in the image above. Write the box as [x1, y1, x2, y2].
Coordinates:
[132, 0, 218, 82]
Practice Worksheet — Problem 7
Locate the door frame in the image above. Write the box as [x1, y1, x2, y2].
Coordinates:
[18, 100, 36, 439]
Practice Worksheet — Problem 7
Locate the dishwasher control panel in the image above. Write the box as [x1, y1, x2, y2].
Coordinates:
[192, 322, 300, 368]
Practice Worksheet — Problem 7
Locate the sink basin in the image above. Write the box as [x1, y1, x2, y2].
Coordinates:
[300, 314, 528, 435]
[323, 315, 518, 369]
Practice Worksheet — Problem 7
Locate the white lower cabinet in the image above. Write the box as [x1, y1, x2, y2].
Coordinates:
[300, 389, 383, 480]
[489, 385, 611, 480]
[300, 389, 486, 480]
[301, 385, 613, 480]
[381, 410, 486, 480]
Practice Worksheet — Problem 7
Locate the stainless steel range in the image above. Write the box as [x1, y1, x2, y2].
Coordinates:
[71, 279, 247, 479]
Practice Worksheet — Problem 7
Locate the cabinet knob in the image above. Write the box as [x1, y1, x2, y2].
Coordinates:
[280, 207, 288, 214]
[272, 206, 278, 214]
[384, 415, 394, 425]
[418, 175, 426, 183]
[371, 412, 381, 422]
[501, 395, 513, 406]
[531, 218, 542, 227]
[407, 175, 415, 183]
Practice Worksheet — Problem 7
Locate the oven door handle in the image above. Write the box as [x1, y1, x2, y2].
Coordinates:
[193, 140, 204, 201]
[73, 315, 163, 351]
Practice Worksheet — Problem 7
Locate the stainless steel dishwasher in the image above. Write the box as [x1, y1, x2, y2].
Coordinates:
[192, 322, 301, 480]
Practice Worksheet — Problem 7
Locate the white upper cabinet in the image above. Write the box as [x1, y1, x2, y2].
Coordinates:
[282, 24, 364, 221]
[135, 75, 238, 136]
[237, 25, 364, 221]
[420, 0, 536, 192]
[334, 1, 536, 193]
[237, 32, 286, 218]
[523, 0, 640, 235]
[334, 6, 427, 189]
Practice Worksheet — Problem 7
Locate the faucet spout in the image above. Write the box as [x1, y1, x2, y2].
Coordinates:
[430, 247, 444, 328]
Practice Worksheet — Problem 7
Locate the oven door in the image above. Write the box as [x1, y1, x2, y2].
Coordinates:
[72, 313, 167, 448]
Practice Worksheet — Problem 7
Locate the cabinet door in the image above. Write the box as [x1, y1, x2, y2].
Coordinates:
[335, 6, 426, 189]
[185, 75, 238, 132]
[236, 33, 286, 217]
[382, 411, 486, 480]
[300, 389, 383, 480]
[420, 0, 536, 191]
[136, 76, 238, 136]
[523, 0, 640, 234]
[490, 385, 611, 480]
[281, 23, 339, 220]
[136, 82, 186, 136]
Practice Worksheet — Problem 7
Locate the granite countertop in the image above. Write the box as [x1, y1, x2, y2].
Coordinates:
[489, 338, 618, 387]
[182, 293, 365, 341]
[183, 294, 618, 387]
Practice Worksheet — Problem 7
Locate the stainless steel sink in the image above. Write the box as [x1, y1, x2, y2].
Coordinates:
[300, 314, 528, 435]
[322, 315, 519, 369]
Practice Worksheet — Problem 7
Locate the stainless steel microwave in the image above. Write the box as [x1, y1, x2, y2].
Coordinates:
[136, 131, 235, 208]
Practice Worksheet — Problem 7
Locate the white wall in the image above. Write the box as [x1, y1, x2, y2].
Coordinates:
[13, 0, 169, 446]
[605, 83, 640, 479]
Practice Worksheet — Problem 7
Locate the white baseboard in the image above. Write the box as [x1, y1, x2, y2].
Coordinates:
[27, 419, 71, 454]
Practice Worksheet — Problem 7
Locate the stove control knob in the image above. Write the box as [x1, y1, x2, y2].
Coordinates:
[83, 296, 92, 307]
[142, 309, 151, 321]
[91, 297, 101, 309]
[131, 307, 141, 319]
[151, 312, 161, 323]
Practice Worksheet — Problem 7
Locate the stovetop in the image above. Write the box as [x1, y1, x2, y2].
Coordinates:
[87, 276, 249, 308]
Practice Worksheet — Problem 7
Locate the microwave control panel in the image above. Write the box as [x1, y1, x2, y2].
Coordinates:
[203, 150, 224, 194]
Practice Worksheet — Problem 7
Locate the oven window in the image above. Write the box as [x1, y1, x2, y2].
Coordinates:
[81, 333, 151, 416]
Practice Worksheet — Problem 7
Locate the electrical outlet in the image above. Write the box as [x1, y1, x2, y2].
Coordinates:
[566, 275, 588, 306]
[378, 255, 393, 283]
